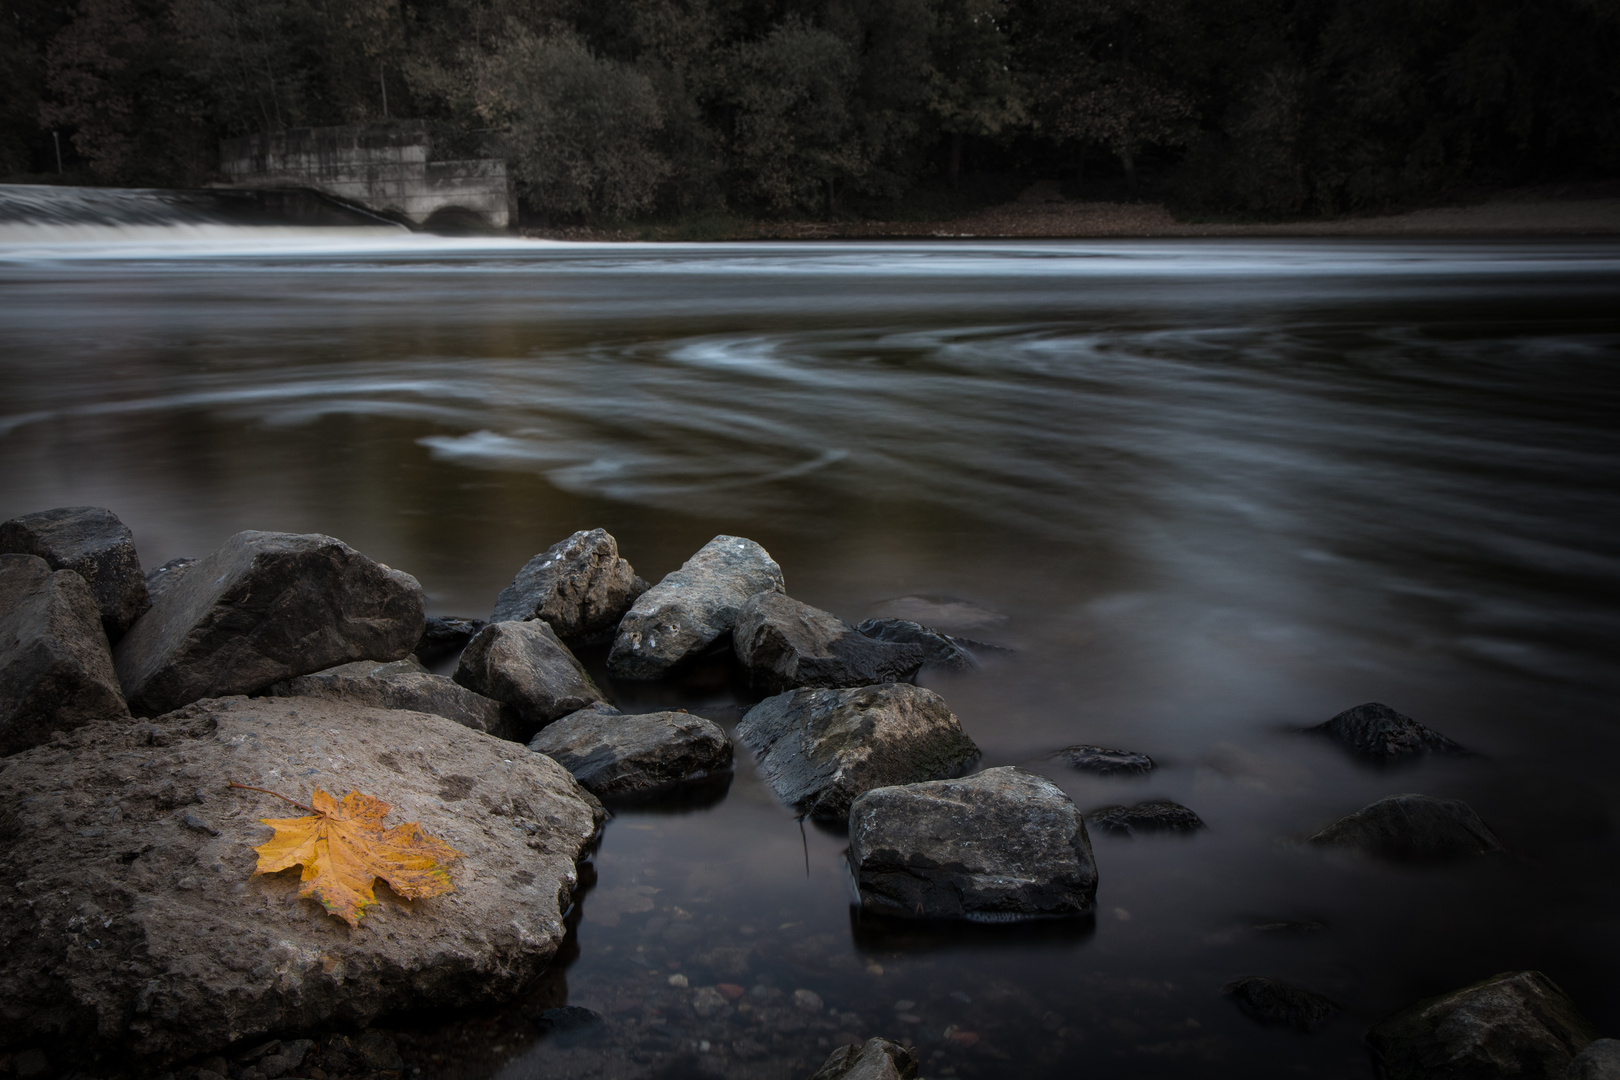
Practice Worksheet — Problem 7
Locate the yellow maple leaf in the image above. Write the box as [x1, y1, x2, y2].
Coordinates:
[245, 786, 462, 928]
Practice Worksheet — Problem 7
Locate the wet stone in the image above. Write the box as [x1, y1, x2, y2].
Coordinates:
[1308, 701, 1467, 760]
[1058, 744, 1154, 776]
[734, 593, 925, 694]
[1308, 793, 1503, 861]
[1087, 801, 1205, 836]
[528, 704, 733, 799]
[854, 617, 980, 671]
[1222, 976, 1339, 1032]
[809, 1037, 920, 1080]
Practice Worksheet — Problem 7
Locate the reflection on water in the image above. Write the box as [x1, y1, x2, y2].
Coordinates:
[2, 238, 1618, 1077]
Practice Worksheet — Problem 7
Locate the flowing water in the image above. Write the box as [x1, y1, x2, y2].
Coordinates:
[3, 209, 1619, 1079]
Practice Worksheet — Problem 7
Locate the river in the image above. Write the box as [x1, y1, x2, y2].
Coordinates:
[2, 224, 1618, 1079]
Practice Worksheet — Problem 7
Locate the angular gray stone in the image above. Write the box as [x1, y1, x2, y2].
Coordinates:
[1367, 971, 1595, 1080]
[1308, 702, 1468, 760]
[267, 658, 516, 739]
[491, 528, 648, 644]
[0, 506, 151, 641]
[1, 555, 130, 755]
[734, 593, 924, 695]
[1059, 744, 1154, 776]
[848, 767, 1098, 921]
[111, 531, 425, 716]
[413, 615, 486, 665]
[0, 695, 605, 1068]
[143, 557, 197, 605]
[809, 1037, 919, 1080]
[454, 620, 607, 739]
[1309, 793, 1503, 861]
[737, 683, 981, 821]
[607, 535, 784, 680]
[855, 617, 980, 671]
[1569, 1039, 1620, 1080]
[1222, 976, 1339, 1032]
[1088, 801, 1204, 836]
[528, 704, 732, 798]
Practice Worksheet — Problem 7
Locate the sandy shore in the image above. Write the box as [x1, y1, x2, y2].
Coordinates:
[527, 182, 1620, 241]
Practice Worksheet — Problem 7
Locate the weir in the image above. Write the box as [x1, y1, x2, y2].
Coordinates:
[218, 123, 515, 232]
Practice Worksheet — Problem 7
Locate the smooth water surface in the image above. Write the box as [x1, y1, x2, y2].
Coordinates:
[3, 235, 1618, 1079]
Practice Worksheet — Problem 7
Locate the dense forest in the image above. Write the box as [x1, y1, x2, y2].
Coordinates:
[3, 0, 1618, 223]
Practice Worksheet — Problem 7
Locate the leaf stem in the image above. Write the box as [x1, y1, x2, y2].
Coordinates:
[228, 782, 317, 814]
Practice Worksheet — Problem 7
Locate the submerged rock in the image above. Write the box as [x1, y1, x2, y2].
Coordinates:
[1, 554, 129, 755]
[0, 695, 605, 1068]
[1308, 702, 1467, 760]
[0, 506, 151, 641]
[1222, 976, 1339, 1032]
[491, 529, 648, 644]
[268, 657, 515, 738]
[528, 704, 732, 799]
[737, 683, 980, 821]
[454, 620, 607, 739]
[1367, 971, 1595, 1080]
[848, 767, 1098, 921]
[1088, 801, 1205, 836]
[1569, 1039, 1620, 1080]
[607, 535, 784, 680]
[809, 1037, 920, 1080]
[143, 557, 197, 605]
[1308, 793, 1502, 861]
[854, 617, 980, 671]
[734, 593, 924, 694]
[1059, 744, 1154, 776]
[863, 595, 1006, 634]
[111, 531, 425, 715]
[413, 615, 487, 665]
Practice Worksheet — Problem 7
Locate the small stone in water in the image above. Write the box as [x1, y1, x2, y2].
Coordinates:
[692, 986, 726, 1017]
[668, 973, 689, 988]
[866, 963, 885, 976]
[794, 988, 825, 1013]
[717, 982, 745, 1000]
[896, 1013, 923, 1024]
[894, 999, 917, 1011]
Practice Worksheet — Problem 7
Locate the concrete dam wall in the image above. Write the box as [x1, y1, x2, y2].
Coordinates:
[219, 124, 514, 230]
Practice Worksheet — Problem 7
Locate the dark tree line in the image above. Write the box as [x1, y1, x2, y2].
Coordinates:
[4, 0, 1618, 221]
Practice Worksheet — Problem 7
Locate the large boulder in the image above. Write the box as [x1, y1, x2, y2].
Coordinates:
[607, 536, 784, 680]
[1569, 1040, 1620, 1080]
[809, 1037, 919, 1080]
[855, 618, 982, 671]
[267, 658, 516, 739]
[0, 507, 151, 641]
[111, 531, 425, 716]
[0, 555, 129, 755]
[737, 683, 980, 821]
[0, 695, 605, 1069]
[1308, 702, 1467, 760]
[1367, 971, 1595, 1080]
[528, 704, 732, 799]
[1308, 793, 1502, 861]
[733, 593, 924, 695]
[454, 620, 607, 739]
[847, 767, 1097, 921]
[491, 529, 648, 645]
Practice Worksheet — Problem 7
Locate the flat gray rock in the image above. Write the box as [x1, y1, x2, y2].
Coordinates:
[737, 683, 980, 821]
[1, 554, 129, 755]
[1309, 702, 1467, 760]
[0, 695, 605, 1069]
[268, 658, 516, 739]
[1222, 976, 1339, 1032]
[854, 617, 980, 671]
[734, 593, 923, 694]
[1088, 801, 1204, 836]
[848, 767, 1098, 921]
[491, 529, 648, 644]
[1569, 1039, 1620, 1080]
[809, 1036, 919, 1080]
[1309, 793, 1502, 861]
[454, 620, 607, 739]
[1059, 744, 1154, 776]
[0, 506, 151, 642]
[1367, 971, 1596, 1080]
[607, 535, 784, 680]
[143, 557, 197, 605]
[112, 531, 425, 716]
[528, 704, 732, 798]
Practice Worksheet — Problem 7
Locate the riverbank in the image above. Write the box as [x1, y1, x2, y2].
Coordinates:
[524, 181, 1620, 242]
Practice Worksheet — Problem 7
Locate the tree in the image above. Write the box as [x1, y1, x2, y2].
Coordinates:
[924, 0, 1022, 187]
